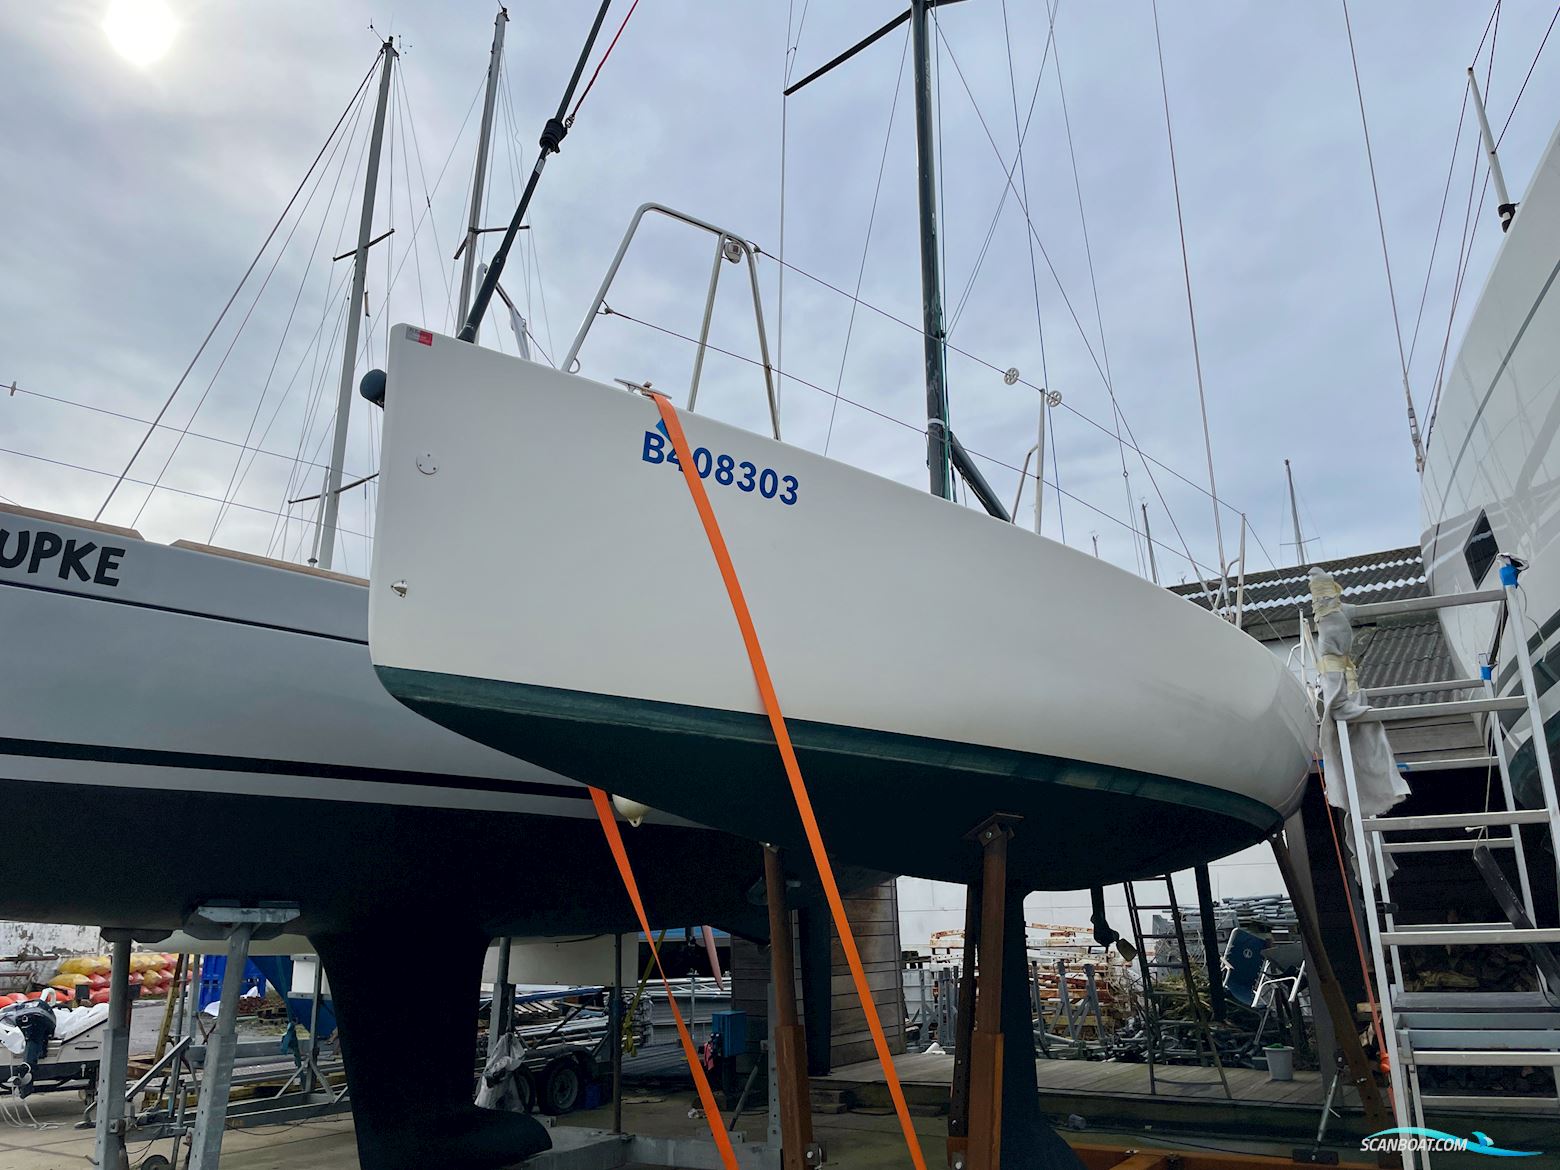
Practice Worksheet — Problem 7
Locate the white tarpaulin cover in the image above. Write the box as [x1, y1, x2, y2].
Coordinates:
[1310, 567, 1409, 822]
[475, 1031, 529, 1112]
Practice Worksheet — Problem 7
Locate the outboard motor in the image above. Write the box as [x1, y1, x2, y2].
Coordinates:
[1, 998, 56, 1097]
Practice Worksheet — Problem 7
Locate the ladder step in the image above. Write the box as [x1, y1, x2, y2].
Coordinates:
[1365, 809, 1551, 831]
[1396, 755, 1501, 773]
[1392, 921, 1525, 931]
[1381, 838, 1516, 854]
[1365, 677, 1486, 698]
[1344, 588, 1506, 620]
[1401, 1012, 1560, 1029]
[1355, 696, 1528, 722]
[1383, 927, 1560, 946]
[1408, 1049, 1560, 1067]
[1395, 991, 1557, 1011]
[1404, 1028, 1560, 1050]
[1418, 1093, 1560, 1113]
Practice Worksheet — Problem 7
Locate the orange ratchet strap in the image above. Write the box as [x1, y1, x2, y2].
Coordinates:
[648, 392, 929, 1170]
[587, 786, 739, 1169]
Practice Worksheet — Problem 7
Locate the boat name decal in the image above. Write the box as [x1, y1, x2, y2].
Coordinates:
[641, 423, 798, 506]
[0, 527, 126, 587]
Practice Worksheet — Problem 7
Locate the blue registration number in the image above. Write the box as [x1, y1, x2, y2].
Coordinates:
[641, 429, 798, 506]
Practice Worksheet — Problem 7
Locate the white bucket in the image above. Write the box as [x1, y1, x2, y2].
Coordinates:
[1265, 1044, 1294, 1081]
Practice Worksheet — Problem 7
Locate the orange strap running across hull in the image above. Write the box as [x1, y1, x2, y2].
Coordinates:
[649, 392, 929, 1170]
[587, 786, 739, 1170]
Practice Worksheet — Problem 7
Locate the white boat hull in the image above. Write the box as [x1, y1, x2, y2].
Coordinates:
[368, 328, 1316, 887]
[1421, 118, 1560, 806]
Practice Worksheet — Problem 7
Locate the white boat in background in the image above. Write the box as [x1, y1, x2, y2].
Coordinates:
[366, 319, 1317, 891]
[1421, 115, 1560, 806]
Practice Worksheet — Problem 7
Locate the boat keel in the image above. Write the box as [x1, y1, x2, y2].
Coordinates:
[313, 926, 552, 1170]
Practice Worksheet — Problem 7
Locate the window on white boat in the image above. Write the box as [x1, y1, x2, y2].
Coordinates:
[1465, 510, 1499, 585]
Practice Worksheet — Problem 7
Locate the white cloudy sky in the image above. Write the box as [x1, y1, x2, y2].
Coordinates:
[5, 0, 1558, 581]
[4, 2, 1558, 920]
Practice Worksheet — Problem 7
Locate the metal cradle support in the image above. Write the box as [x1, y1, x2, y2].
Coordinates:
[92, 932, 135, 1170]
[185, 903, 300, 1170]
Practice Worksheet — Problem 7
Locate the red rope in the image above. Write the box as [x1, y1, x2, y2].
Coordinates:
[568, 0, 641, 125]
[1316, 766, 1390, 1071]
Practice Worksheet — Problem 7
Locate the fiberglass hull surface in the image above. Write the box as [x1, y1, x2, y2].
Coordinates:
[1421, 118, 1560, 805]
[0, 505, 775, 939]
[368, 328, 1316, 889]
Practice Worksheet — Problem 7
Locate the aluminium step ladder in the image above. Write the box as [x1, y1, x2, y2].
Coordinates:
[1320, 556, 1560, 1167]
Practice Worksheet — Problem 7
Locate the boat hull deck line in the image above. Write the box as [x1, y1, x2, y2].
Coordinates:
[367, 328, 1316, 887]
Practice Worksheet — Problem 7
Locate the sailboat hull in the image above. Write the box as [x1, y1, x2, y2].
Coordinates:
[1421, 118, 1560, 804]
[368, 329, 1316, 887]
[0, 505, 780, 937]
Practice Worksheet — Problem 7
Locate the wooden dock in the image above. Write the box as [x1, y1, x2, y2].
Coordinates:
[818, 1050, 1361, 1144]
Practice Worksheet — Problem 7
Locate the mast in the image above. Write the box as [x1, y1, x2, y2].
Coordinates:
[1285, 458, 1306, 563]
[319, 39, 396, 571]
[1467, 67, 1517, 232]
[782, 4, 1011, 519]
[910, 0, 951, 500]
[457, 8, 510, 326]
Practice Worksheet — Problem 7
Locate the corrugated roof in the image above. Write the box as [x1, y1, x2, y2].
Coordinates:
[1170, 545, 1429, 645]
[1171, 546, 1473, 730]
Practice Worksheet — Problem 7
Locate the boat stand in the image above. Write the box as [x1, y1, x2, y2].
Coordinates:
[764, 846, 823, 1170]
[963, 815, 1019, 1170]
[183, 903, 300, 1169]
[91, 931, 135, 1170]
[1269, 834, 1396, 1166]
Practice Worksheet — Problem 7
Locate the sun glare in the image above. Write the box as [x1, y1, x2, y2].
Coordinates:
[103, 0, 178, 68]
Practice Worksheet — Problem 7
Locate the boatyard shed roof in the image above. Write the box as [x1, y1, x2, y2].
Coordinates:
[1169, 545, 1428, 645]
[1172, 547, 1475, 758]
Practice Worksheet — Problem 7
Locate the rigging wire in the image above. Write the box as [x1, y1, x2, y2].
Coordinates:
[1424, 111, 1494, 443]
[597, 304, 1221, 580]
[565, 0, 642, 127]
[1049, 3, 1150, 570]
[1403, 81, 1470, 378]
[998, 0, 1063, 543]
[1340, 0, 1425, 473]
[394, 68, 430, 329]
[131, 63, 381, 532]
[944, 8, 1056, 337]
[209, 67, 377, 541]
[1151, 0, 1228, 585]
[1497, 3, 1560, 146]
[1, 446, 371, 543]
[760, 245, 1275, 568]
[927, 24, 1235, 585]
[6, 384, 364, 482]
[777, 0, 814, 417]
[823, 24, 911, 457]
[93, 51, 382, 524]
